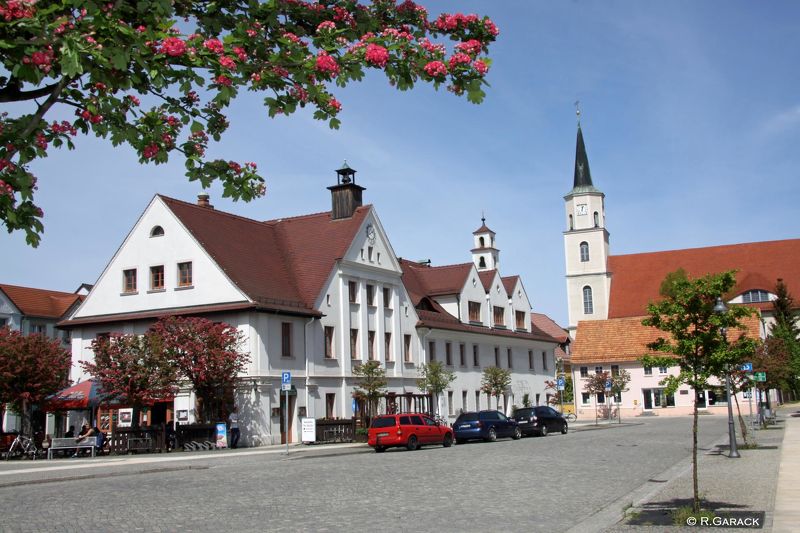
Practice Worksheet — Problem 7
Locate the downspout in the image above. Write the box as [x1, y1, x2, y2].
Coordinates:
[304, 316, 317, 421]
[420, 327, 434, 415]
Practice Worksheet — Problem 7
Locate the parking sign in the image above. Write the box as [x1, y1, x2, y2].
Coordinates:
[557, 377, 566, 391]
[281, 371, 291, 384]
[605, 379, 612, 391]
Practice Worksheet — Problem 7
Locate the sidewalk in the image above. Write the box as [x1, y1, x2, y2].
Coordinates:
[605, 403, 798, 532]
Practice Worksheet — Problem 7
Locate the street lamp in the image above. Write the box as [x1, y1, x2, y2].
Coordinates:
[713, 297, 740, 458]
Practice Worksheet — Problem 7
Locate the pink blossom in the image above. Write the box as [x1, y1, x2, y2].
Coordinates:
[127, 95, 140, 106]
[214, 75, 232, 86]
[455, 39, 482, 56]
[315, 52, 340, 77]
[160, 37, 186, 57]
[0, 0, 36, 21]
[364, 44, 389, 68]
[232, 47, 247, 61]
[203, 38, 225, 54]
[423, 61, 447, 78]
[317, 20, 336, 33]
[448, 52, 471, 69]
[329, 98, 342, 112]
[473, 60, 488, 75]
[143, 144, 159, 159]
[218, 56, 236, 69]
[35, 133, 47, 150]
[484, 18, 500, 37]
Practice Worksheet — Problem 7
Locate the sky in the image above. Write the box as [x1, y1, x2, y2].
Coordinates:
[2, 1, 799, 327]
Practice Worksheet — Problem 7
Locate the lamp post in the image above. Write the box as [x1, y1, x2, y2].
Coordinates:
[713, 297, 740, 458]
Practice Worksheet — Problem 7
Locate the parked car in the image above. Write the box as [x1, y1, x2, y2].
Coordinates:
[367, 413, 454, 453]
[512, 406, 568, 437]
[453, 410, 521, 443]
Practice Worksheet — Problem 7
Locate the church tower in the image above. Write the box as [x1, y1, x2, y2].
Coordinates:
[563, 114, 611, 337]
[472, 216, 500, 271]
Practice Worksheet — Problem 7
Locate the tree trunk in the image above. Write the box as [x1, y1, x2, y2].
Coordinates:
[0, 404, 4, 433]
[21, 398, 31, 437]
[692, 387, 700, 513]
[131, 405, 141, 429]
[733, 392, 748, 445]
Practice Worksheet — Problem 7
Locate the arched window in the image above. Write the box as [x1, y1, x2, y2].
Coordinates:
[583, 286, 594, 314]
[150, 225, 165, 237]
[568, 215, 573, 230]
[479, 236, 485, 248]
[579, 242, 589, 262]
[593, 211, 599, 228]
[478, 256, 486, 268]
[741, 290, 770, 303]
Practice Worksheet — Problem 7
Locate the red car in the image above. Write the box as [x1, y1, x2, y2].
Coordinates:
[368, 413, 454, 453]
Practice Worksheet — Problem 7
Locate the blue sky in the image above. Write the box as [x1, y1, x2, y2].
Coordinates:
[2, 1, 799, 327]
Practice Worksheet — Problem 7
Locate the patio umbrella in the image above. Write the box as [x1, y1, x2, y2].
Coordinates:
[44, 379, 113, 410]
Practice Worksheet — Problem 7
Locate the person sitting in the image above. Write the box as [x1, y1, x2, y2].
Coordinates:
[73, 424, 98, 457]
[64, 425, 75, 438]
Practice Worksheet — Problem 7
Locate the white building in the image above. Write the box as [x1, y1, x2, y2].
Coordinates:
[61, 165, 560, 445]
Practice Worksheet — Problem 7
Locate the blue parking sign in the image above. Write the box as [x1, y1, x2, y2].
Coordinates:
[281, 371, 291, 384]
[605, 379, 612, 391]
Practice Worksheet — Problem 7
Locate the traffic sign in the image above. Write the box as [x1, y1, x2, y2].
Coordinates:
[281, 383, 291, 392]
[281, 371, 291, 384]
[743, 391, 752, 399]
[604, 379, 612, 391]
[557, 377, 566, 391]
[753, 372, 767, 382]
[740, 362, 753, 372]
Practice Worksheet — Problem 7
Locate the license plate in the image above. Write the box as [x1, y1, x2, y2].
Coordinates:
[460, 424, 471, 429]
[377, 432, 389, 437]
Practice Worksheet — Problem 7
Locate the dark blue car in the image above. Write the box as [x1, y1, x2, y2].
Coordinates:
[453, 410, 521, 443]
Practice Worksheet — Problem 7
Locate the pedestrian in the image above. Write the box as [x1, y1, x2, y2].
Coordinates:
[229, 407, 240, 449]
[64, 425, 75, 438]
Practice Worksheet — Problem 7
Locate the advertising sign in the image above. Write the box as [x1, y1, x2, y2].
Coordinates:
[118, 408, 133, 427]
[216, 422, 228, 448]
[301, 417, 316, 443]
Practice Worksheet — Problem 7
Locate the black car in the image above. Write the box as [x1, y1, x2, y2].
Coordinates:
[453, 410, 521, 443]
[512, 406, 568, 437]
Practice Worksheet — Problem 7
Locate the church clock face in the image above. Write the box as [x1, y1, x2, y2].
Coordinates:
[576, 204, 588, 216]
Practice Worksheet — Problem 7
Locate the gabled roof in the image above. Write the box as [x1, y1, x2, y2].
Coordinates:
[417, 308, 559, 344]
[608, 238, 800, 319]
[0, 284, 83, 320]
[531, 312, 569, 344]
[502, 275, 520, 297]
[160, 195, 369, 315]
[478, 270, 498, 292]
[400, 259, 472, 305]
[571, 314, 762, 364]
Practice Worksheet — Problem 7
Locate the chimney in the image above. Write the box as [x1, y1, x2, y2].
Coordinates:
[197, 193, 214, 209]
[327, 161, 365, 220]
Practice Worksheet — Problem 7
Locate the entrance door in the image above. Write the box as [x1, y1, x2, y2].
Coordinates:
[642, 389, 653, 410]
[697, 390, 706, 409]
[280, 394, 296, 444]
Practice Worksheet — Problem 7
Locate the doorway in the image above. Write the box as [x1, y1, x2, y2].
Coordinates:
[279, 393, 296, 444]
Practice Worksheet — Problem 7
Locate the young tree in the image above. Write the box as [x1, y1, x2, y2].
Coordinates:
[769, 279, 800, 395]
[582, 371, 610, 424]
[417, 361, 455, 416]
[610, 369, 631, 423]
[480, 366, 511, 411]
[81, 333, 178, 429]
[0, 1, 498, 246]
[641, 270, 754, 513]
[152, 316, 249, 423]
[353, 360, 387, 419]
[0, 327, 71, 436]
[545, 375, 574, 410]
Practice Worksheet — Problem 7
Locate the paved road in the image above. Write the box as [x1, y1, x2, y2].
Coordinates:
[0, 416, 728, 533]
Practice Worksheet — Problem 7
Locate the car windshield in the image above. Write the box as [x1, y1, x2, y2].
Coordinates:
[515, 408, 534, 417]
[456, 413, 478, 423]
[370, 417, 396, 428]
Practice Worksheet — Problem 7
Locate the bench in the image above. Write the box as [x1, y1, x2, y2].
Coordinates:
[47, 437, 98, 460]
[126, 436, 152, 453]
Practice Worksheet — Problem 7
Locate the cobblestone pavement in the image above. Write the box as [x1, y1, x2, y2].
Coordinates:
[0, 416, 729, 533]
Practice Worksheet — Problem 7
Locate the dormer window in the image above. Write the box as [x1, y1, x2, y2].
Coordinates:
[150, 225, 165, 237]
[741, 290, 770, 303]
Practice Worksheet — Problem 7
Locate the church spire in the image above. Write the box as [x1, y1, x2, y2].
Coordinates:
[568, 107, 601, 196]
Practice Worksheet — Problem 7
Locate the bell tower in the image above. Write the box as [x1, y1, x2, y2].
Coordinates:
[564, 109, 611, 337]
[471, 215, 499, 271]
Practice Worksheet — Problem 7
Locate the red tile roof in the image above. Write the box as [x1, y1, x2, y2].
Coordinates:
[417, 309, 559, 343]
[160, 196, 369, 315]
[531, 312, 569, 343]
[478, 270, 497, 292]
[608, 238, 800, 318]
[501, 275, 519, 296]
[571, 314, 762, 364]
[399, 260, 472, 305]
[0, 284, 83, 319]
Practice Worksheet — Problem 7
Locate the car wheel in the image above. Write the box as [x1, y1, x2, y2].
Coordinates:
[540, 425, 548, 437]
[406, 435, 418, 451]
[513, 427, 522, 440]
[375, 446, 386, 453]
[486, 427, 497, 442]
[442, 433, 453, 448]
[561, 423, 568, 435]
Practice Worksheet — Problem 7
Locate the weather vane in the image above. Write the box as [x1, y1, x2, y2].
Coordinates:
[575, 100, 581, 125]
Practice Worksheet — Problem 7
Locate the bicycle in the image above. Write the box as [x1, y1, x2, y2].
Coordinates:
[4, 434, 38, 461]
[562, 412, 577, 423]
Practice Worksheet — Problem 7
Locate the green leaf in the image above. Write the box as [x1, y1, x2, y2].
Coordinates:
[59, 47, 83, 77]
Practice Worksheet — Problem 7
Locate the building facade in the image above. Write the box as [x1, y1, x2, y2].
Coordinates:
[563, 122, 796, 417]
[61, 166, 560, 446]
